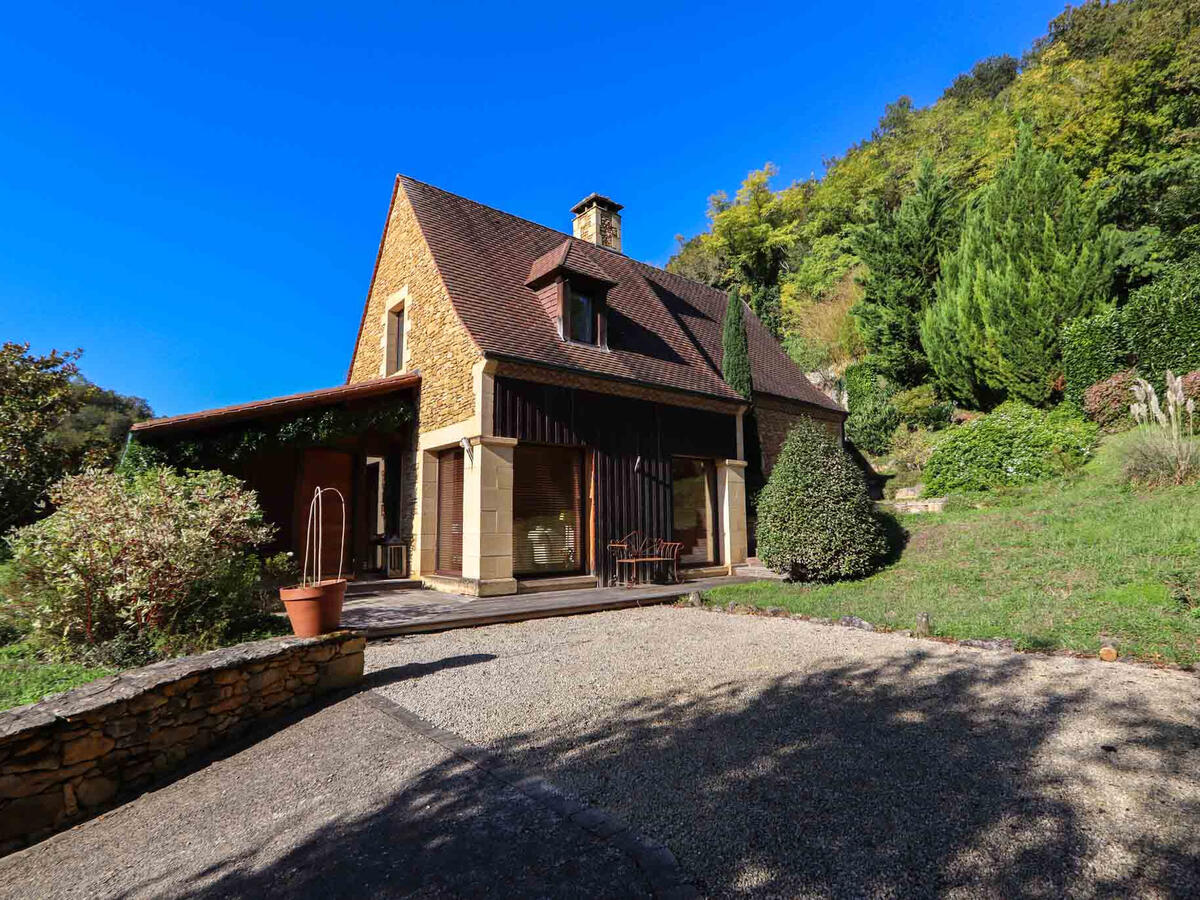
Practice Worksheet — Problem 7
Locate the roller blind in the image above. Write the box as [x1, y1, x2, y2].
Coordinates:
[513, 444, 583, 576]
[436, 448, 463, 575]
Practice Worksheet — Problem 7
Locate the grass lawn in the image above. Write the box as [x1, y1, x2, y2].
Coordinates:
[0, 641, 114, 711]
[709, 429, 1200, 667]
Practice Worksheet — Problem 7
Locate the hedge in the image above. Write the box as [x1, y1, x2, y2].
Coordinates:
[1062, 255, 1200, 404]
[1062, 309, 1126, 406]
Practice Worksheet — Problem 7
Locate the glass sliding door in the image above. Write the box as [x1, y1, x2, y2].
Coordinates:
[513, 444, 583, 576]
[672, 457, 718, 565]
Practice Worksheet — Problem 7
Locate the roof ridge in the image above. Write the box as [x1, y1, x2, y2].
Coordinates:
[396, 173, 724, 293]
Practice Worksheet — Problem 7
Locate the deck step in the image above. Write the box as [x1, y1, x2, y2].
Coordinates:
[516, 574, 598, 594]
[681, 565, 729, 581]
[733, 564, 783, 580]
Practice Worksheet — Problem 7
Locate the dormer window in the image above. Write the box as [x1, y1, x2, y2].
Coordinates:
[525, 238, 616, 351]
[565, 284, 596, 345]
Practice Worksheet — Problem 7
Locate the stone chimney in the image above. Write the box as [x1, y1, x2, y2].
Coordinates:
[571, 194, 622, 253]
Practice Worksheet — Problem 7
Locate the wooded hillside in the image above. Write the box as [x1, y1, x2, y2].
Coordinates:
[669, 0, 1200, 404]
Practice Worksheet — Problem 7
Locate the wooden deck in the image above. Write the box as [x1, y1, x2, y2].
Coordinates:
[340, 575, 758, 638]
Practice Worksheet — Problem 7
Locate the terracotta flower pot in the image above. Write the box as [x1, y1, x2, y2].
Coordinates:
[317, 578, 347, 632]
[280, 579, 347, 637]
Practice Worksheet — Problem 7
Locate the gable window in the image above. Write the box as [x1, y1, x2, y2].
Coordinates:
[564, 284, 596, 345]
[386, 305, 406, 375]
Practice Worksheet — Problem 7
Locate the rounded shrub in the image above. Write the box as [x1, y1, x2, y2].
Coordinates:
[891, 384, 954, 429]
[924, 401, 1099, 494]
[756, 419, 889, 582]
[1083, 368, 1138, 431]
[845, 400, 900, 456]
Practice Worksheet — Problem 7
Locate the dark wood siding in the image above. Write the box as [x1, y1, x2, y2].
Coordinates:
[494, 377, 737, 584]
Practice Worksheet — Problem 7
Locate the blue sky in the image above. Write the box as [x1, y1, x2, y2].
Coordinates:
[0, 0, 1063, 416]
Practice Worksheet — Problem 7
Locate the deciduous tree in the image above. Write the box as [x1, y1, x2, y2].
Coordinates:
[0, 342, 81, 534]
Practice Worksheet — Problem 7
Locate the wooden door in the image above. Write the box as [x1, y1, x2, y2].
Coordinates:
[436, 448, 464, 575]
[295, 449, 354, 581]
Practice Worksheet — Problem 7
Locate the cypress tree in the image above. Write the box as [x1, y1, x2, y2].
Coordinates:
[922, 126, 1116, 407]
[851, 157, 958, 387]
[722, 287, 753, 399]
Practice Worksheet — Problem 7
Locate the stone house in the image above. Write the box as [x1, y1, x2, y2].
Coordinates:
[133, 177, 845, 595]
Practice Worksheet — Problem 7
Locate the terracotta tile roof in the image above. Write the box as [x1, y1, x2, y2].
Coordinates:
[526, 239, 617, 289]
[132, 374, 420, 435]
[399, 176, 845, 414]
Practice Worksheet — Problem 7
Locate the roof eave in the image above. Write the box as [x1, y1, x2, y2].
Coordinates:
[482, 351, 749, 411]
[132, 373, 421, 437]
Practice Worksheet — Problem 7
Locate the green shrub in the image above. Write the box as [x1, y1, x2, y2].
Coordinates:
[888, 425, 948, 473]
[756, 419, 889, 582]
[1062, 255, 1200, 403]
[1062, 309, 1126, 406]
[4, 467, 277, 660]
[842, 358, 895, 413]
[1122, 257, 1200, 391]
[845, 400, 901, 456]
[1083, 368, 1138, 431]
[891, 384, 954, 429]
[925, 401, 1099, 494]
[783, 333, 832, 372]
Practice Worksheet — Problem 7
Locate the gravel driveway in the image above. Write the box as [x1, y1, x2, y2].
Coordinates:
[367, 607, 1200, 898]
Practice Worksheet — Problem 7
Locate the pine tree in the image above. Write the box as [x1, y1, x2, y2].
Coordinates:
[851, 157, 958, 386]
[921, 126, 1116, 407]
[722, 287, 753, 399]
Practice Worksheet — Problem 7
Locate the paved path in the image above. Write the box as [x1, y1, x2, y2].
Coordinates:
[367, 607, 1200, 898]
[340, 576, 754, 636]
[0, 689, 667, 898]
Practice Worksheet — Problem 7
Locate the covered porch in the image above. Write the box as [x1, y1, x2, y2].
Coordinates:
[130, 375, 420, 582]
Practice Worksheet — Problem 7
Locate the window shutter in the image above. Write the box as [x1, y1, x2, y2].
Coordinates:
[436, 448, 464, 575]
[513, 445, 583, 576]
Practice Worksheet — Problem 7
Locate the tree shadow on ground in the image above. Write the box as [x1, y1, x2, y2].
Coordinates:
[176, 651, 1198, 898]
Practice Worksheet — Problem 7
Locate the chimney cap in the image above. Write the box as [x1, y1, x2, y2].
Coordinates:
[571, 193, 623, 215]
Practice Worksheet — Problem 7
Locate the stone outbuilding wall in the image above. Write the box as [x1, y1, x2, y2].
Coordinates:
[0, 631, 365, 854]
[753, 393, 846, 476]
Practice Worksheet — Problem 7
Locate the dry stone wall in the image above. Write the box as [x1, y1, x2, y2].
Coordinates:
[0, 631, 365, 854]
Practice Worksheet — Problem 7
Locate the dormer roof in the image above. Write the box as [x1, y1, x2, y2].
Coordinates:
[525, 238, 619, 290]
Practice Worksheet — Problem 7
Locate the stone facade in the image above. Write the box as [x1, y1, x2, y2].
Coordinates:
[753, 393, 846, 476]
[0, 632, 365, 854]
[348, 180, 480, 434]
